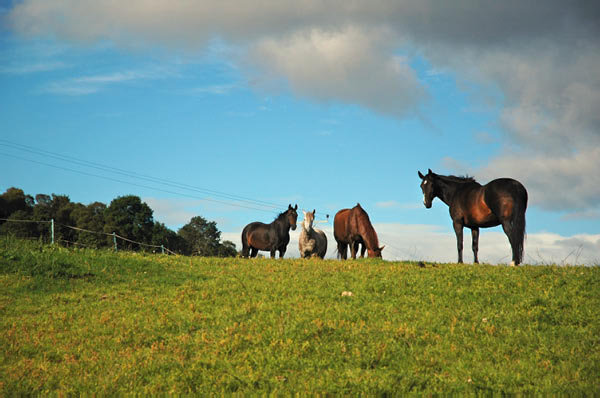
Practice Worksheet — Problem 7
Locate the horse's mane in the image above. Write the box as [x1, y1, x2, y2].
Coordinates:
[437, 174, 477, 184]
[274, 210, 288, 221]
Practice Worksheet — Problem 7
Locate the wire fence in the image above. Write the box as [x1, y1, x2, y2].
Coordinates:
[0, 217, 177, 255]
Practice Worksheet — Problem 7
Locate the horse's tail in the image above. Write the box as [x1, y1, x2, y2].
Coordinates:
[241, 225, 250, 258]
[335, 239, 346, 260]
[511, 186, 528, 264]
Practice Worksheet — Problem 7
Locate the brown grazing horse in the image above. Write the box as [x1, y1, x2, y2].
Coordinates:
[418, 169, 528, 265]
[334, 203, 384, 259]
[241, 204, 298, 259]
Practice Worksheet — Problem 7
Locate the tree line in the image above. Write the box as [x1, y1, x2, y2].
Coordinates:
[0, 187, 237, 257]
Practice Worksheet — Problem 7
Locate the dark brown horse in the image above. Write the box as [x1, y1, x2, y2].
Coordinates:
[334, 203, 384, 259]
[418, 169, 528, 265]
[241, 204, 298, 259]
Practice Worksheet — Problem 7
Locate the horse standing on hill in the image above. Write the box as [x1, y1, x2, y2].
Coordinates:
[418, 169, 528, 265]
[299, 209, 328, 259]
[334, 203, 384, 259]
[241, 204, 298, 259]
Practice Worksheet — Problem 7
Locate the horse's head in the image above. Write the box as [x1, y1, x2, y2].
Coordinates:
[287, 204, 298, 231]
[418, 169, 436, 209]
[367, 245, 385, 258]
[302, 209, 315, 231]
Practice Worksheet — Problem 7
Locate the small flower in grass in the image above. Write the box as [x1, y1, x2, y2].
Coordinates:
[468, 377, 473, 383]
[482, 317, 488, 323]
[341, 291, 353, 297]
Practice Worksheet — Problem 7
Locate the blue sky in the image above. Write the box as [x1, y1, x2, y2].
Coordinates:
[1, 1, 599, 264]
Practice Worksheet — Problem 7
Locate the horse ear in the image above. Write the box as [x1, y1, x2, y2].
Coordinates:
[288, 204, 292, 210]
[428, 168, 433, 175]
[294, 204, 298, 210]
[312, 209, 316, 216]
[379, 246, 385, 251]
[418, 171, 425, 179]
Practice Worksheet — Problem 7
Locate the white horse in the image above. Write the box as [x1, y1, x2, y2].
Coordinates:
[299, 210, 327, 259]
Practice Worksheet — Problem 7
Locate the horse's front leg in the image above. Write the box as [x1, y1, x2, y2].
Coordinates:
[471, 227, 479, 264]
[453, 220, 464, 263]
[353, 241, 362, 258]
[337, 241, 347, 260]
[350, 240, 358, 259]
[278, 247, 286, 259]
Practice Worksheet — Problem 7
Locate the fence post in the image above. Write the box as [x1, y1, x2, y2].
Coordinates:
[161, 244, 165, 254]
[113, 232, 117, 252]
[50, 219, 54, 245]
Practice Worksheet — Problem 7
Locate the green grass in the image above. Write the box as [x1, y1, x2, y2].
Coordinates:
[1, 236, 599, 394]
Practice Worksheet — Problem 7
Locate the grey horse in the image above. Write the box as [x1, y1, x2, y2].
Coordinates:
[298, 210, 327, 259]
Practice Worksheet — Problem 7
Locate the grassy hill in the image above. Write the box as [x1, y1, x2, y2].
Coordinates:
[1, 236, 598, 394]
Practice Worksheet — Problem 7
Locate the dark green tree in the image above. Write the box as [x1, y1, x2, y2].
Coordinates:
[218, 240, 238, 257]
[0, 210, 37, 237]
[178, 216, 223, 256]
[104, 195, 154, 249]
[151, 222, 187, 254]
[0, 188, 35, 238]
[72, 201, 108, 248]
[32, 194, 79, 244]
[0, 187, 34, 219]
[177, 216, 236, 257]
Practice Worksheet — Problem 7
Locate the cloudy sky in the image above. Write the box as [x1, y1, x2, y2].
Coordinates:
[1, 1, 599, 264]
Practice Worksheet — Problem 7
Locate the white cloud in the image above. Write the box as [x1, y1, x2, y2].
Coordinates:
[476, 147, 600, 212]
[39, 67, 175, 95]
[187, 83, 238, 96]
[436, 44, 600, 212]
[6, 0, 600, 211]
[143, 197, 201, 228]
[248, 26, 425, 117]
[561, 210, 600, 221]
[0, 61, 67, 74]
[376, 201, 400, 209]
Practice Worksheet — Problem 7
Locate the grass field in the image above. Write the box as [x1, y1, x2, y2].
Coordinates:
[1, 236, 599, 394]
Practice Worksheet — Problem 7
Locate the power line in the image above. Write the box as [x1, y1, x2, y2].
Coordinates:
[1, 151, 280, 214]
[0, 139, 290, 212]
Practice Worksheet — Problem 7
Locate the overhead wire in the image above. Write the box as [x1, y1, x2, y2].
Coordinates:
[1, 151, 280, 214]
[0, 138, 332, 220]
[0, 139, 285, 208]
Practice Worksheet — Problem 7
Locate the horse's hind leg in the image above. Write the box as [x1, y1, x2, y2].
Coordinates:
[242, 243, 250, 258]
[471, 227, 479, 264]
[250, 248, 258, 258]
